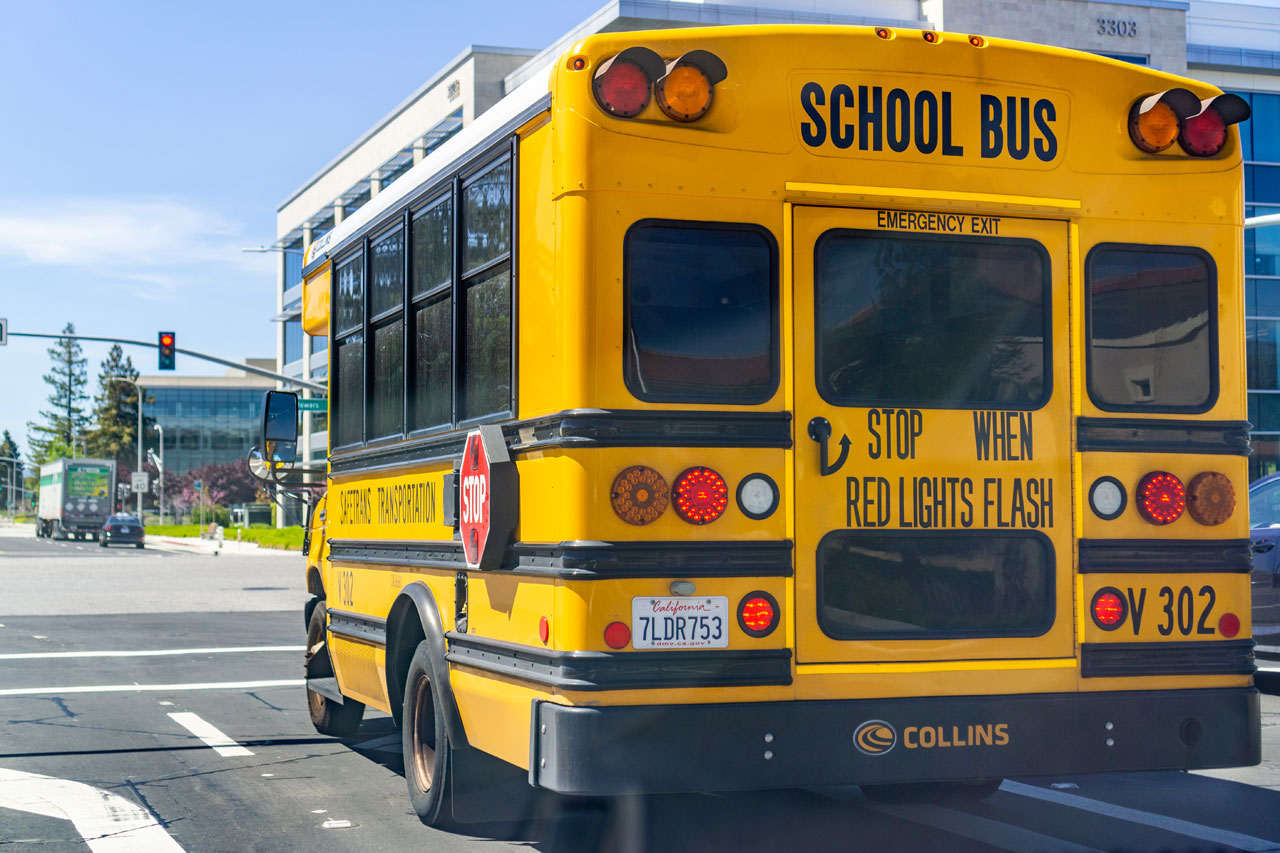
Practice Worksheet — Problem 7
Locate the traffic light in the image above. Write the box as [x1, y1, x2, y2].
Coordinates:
[158, 332, 175, 370]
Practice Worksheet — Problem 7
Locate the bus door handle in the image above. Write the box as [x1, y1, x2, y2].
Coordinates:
[807, 417, 850, 476]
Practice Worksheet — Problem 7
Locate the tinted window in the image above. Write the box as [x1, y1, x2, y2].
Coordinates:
[816, 232, 1048, 407]
[413, 196, 452, 298]
[335, 333, 363, 446]
[369, 318, 403, 438]
[625, 222, 777, 403]
[412, 295, 451, 429]
[463, 162, 510, 272]
[335, 253, 364, 335]
[370, 227, 404, 318]
[461, 267, 511, 420]
[1087, 245, 1215, 411]
[818, 532, 1054, 639]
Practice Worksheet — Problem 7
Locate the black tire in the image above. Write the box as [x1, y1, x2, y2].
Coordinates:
[135, 542, 144, 549]
[403, 640, 460, 829]
[861, 779, 1003, 805]
[99, 538, 107, 548]
[305, 602, 364, 738]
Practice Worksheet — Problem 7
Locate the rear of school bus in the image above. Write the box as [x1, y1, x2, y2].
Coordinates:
[518, 25, 1259, 796]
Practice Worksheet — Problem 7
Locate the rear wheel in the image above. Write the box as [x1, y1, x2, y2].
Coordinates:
[403, 641, 460, 829]
[861, 779, 1003, 804]
[135, 542, 144, 549]
[304, 602, 364, 737]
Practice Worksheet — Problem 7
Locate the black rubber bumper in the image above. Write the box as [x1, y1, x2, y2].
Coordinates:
[529, 688, 1259, 795]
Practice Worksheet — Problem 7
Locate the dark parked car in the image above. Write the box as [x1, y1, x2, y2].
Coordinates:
[1250, 473, 1280, 656]
[99, 513, 145, 549]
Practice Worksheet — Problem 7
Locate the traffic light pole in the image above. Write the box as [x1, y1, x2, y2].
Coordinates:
[7, 332, 324, 393]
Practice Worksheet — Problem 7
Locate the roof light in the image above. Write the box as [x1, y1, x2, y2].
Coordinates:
[1179, 94, 1251, 157]
[592, 46, 664, 119]
[1137, 471, 1186, 525]
[655, 51, 726, 123]
[1091, 587, 1128, 631]
[1128, 88, 1200, 153]
[672, 466, 729, 524]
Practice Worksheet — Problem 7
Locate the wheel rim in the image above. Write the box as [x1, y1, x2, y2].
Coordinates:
[411, 675, 436, 791]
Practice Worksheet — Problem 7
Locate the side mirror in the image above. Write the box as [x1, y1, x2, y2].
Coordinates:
[261, 390, 298, 463]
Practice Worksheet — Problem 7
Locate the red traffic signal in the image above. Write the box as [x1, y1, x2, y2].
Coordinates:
[158, 331, 175, 370]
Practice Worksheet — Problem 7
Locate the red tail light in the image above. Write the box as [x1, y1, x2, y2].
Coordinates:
[672, 467, 729, 524]
[738, 591, 779, 638]
[1180, 94, 1250, 157]
[1137, 471, 1185, 525]
[592, 47, 664, 119]
[1091, 588, 1128, 630]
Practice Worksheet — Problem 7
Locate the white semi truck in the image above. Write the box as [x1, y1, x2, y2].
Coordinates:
[36, 458, 117, 540]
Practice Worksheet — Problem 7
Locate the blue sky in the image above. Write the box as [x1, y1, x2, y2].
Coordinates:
[0, 0, 600, 459]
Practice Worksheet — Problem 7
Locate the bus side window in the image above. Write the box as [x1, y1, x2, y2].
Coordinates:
[333, 251, 365, 448]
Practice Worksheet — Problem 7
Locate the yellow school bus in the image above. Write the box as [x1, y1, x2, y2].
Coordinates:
[281, 23, 1259, 827]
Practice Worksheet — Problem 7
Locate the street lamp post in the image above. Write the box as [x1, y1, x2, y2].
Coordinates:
[107, 376, 145, 519]
[153, 424, 164, 524]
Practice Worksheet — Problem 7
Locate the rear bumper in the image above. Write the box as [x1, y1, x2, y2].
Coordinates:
[529, 687, 1259, 795]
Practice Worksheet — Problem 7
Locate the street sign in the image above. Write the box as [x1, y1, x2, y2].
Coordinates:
[194, 479, 203, 492]
[458, 425, 517, 571]
[0, 318, 7, 346]
[131, 472, 149, 494]
[297, 398, 327, 412]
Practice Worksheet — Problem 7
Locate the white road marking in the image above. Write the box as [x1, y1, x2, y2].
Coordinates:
[1001, 780, 1280, 852]
[0, 766, 184, 852]
[0, 678, 303, 697]
[868, 802, 1104, 853]
[0, 645, 304, 661]
[167, 712, 253, 757]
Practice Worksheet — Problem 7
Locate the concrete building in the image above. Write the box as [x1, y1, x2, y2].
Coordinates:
[273, 0, 1280, 476]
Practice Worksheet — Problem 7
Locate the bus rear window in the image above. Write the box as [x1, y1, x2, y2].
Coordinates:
[818, 531, 1054, 639]
[1087, 245, 1216, 412]
[815, 231, 1049, 408]
[624, 221, 778, 403]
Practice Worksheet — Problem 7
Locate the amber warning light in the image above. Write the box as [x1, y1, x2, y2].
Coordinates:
[593, 46, 727, 122]
[1129, 88, 1250, 157]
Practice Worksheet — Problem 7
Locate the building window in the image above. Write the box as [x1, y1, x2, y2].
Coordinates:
[284, 239, 303, 291]
[284, 319, 303, 365]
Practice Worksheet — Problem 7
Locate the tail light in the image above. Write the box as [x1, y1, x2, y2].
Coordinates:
[1137, 471, 1185, 525]
[611, 465, 669, 525]
[672, 467, 729, 524]
[604, 621, 631, 649]
[1091, 587, 1128, 631]
[592, 46, 663, 118]
[1129, 89, 1200, 153]
[1186, 471, 1235, 525]
[1179, 94, 1250, 157]
[738, 591, 779, 638]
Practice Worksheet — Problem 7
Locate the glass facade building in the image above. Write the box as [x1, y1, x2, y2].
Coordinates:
[1243, 91, 1280, 479]
[143, 386, 268, 477]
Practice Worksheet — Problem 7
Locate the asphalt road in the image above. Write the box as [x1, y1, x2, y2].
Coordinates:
[5, 524, 1280, 852]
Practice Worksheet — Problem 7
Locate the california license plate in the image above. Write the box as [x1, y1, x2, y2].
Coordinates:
[121, 527, 130, 533]
[631, 596, 729, 649]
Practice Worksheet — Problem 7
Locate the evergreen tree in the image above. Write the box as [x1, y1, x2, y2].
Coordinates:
[0, 430, 20, 511]
[87, 344, 152, 469]
[26, 323, 89, 463]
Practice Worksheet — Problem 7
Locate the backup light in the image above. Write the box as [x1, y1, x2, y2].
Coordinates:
[1088, 476, 1127, 521]
[736, 473, 779, 520]
[1137, 471, 1185, 525]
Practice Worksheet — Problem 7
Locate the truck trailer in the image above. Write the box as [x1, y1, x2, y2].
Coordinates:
[36, 458, 116, 540]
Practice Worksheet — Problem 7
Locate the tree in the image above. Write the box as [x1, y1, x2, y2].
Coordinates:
[27, 323, 89, 463]
[170, 461, 260, 510]
[86, 344, 152, 470]
[0, 431, 20, 511]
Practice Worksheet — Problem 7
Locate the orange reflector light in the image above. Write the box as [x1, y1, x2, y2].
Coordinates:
[1091, 588, 1127, 630]
[672, 466, 729, 524]
[604, 620, 631, 649]
[1219, 612, 1241, 639]
[657, 64, 713, 121]
[1186, 471, 1235, 526]
[875, 27, 893, 39]
[969, 35, 987, 47]
[923, 31, 938, 43]
[611, 465, 669, 525]
[738, 591, 779, 638]
[570, 56, 586, 71]
[1137, 471, 1186, 525]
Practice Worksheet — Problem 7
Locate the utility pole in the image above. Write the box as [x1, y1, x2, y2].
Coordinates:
[107, 376, 144, 518]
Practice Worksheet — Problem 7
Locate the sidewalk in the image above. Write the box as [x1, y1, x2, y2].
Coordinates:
[146, 535, 297, 557]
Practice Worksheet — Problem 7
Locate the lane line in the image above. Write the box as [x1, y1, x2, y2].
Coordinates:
[867, 802, 1104, 853]
[0, 645, 305, 660]
[167, 712, 253, 757]
[1001, 780, 1280, 852]
[0, 678, 303, 697]
[0, 766, 184, 852]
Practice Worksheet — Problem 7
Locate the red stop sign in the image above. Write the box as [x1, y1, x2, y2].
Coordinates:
[459, 430, 491, 567]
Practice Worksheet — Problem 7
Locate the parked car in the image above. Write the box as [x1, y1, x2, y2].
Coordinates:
[99, 513, 145, 549]
[1250, 473, 1280, 656]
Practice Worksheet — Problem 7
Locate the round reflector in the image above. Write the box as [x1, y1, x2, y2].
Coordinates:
[611, 465, 669, 525]
[1218, 612, 1241, 639]
[1091, 587, 1128, 631]
[738, 591, 779, 638]
[656, 63, 713, 122]
[1137, 471, 1186, 525]
[1186, 471, 1235, 525]
[538, 616, 550, 644]
[603, 620, 631, 649]
[593, 58, 651, 118]
[672, 467, 729, 524]
[1180, 107, 1227, 157]
[1130, 100, 1181, 153]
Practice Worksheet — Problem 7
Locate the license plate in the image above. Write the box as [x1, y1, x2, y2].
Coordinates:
[120, 527, 130, 533]
[631, 596, 729, 649]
